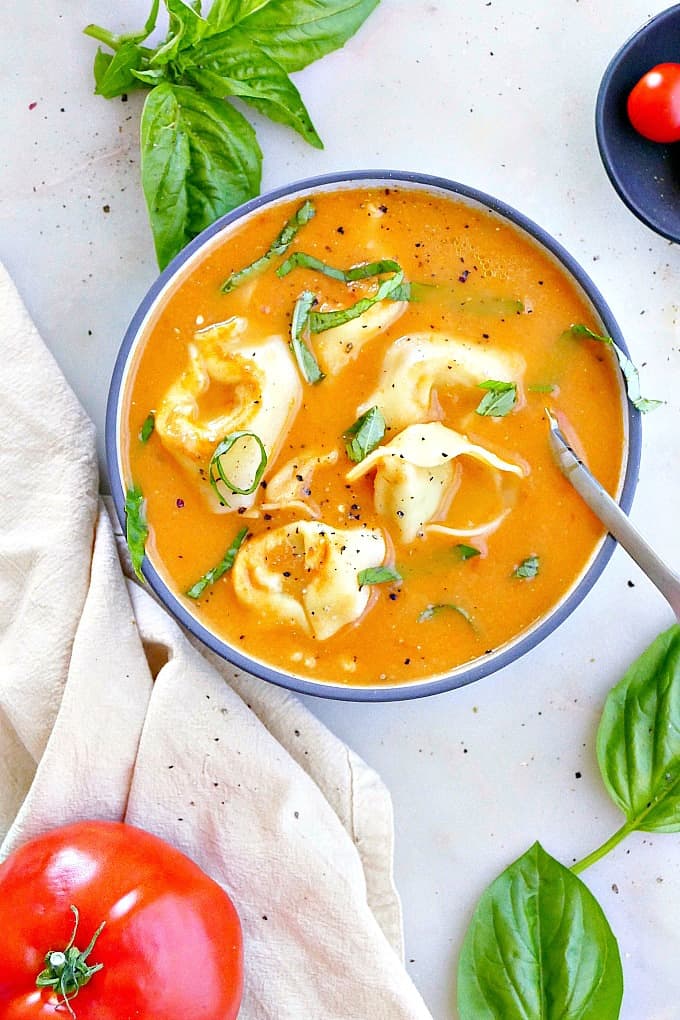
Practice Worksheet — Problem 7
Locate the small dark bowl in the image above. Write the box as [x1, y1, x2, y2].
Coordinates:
[596, 4, 680, 241]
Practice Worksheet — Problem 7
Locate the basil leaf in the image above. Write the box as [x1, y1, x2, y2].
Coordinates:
[418, 603, 474, 626]
[343, 406, 385, 462]
[289, 290, 324, 384]
[125, 485, 148, 583]
[150, 0, 210, 67]
[277, 253, 401, 282]
[139, 412, 156, 443]
[568, 324, 662, 413]
[141, 82, 262, 269]
[224, 0, 380, 73]
[513, 555, 539, 579]
[180, 28, 322, 147]
[455, 543, 480, 560]
[221, 199, 315, 293]
[357, 565, 402, 588]
[458, 841, 623, 1020]
[597, 624, 680, 833]
[309, 269, 404, 334]
[186, 526, 249, 599]
[527, 382, 555, 393]
[209, 431, 268, 503]
[475, 379, 517, 417]
[93, 41, 149, 99]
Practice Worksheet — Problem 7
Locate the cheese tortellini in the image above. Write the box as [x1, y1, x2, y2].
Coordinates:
[346, 421, 525, 542]
[155, 317, 302, 512]
[231, 521, 387, 640]
[315, 297, 407, 376]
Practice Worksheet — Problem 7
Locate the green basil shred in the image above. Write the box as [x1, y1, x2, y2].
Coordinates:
[475, 380, 517, 417]
[343, 406, 386, 462]
[277, 253, 401, 283]
[139, 412, 155, 443]
[290, 290, 325, 384]
[568, 324, 662, 413]
[357, 565, 402, 588]
[209, 431, 267, 504]
[513, 555, 540, 579]
[125, 484, 148, 583]
[221, 200, 316, 293]
[186, 526, 248, 599]
[308, 268, 404, 334]
[418, 603, 474, 626]
[455, 544, 481, 560]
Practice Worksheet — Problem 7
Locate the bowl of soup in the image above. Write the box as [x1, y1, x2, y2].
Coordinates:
[106, 170, 640, 701]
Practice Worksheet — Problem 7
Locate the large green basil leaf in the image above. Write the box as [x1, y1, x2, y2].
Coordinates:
[457, 842, 623, 1020]
[150, 0, 210, 66]
[597, 624, 680, 833]
[93, 41, 150, 98]
[141, 82, 262, 268]
[180, 27, 322, 146]
[208, 0, 380, 72]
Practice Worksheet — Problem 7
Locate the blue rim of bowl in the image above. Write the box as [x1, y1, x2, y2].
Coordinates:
[595, 4, 680, 242]
[106, 169, 641, 702]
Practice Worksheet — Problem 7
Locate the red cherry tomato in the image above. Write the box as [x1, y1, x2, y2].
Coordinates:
[627, 62, 680, 143]
[0, 820, 243, 1019]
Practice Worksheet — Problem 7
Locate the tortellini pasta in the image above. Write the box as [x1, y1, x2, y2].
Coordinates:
[315, 297, 407, 376]
[231, 521, 387, 640]
[155, 317, 302, 512]
[359, 331, 526, 429]
[346, 421, 525, 542]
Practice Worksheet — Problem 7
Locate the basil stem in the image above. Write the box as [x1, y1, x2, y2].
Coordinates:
[221, 200, 316, 293]
[125, 484, 148, 583]
[186, 526, 248, 599]
[308, 269, 405, 334]
[513, 555, 539, 579]
[277, 252, 401, 282]
[290, 290, 325, 384]
[357, 565, 402, 588]
[418, 603, 474, 626]
[343, 406, 386, 462]
[475, 379, 517, 417]
[208, 431, 268, 504]
[139, 412, 155, 443]
[568, 324, 662, 413]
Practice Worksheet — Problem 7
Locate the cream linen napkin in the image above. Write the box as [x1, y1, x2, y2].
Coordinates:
[0, 263, 433, 1020]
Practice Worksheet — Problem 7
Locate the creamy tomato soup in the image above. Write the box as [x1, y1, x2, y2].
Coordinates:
[121, 186, 626, 687]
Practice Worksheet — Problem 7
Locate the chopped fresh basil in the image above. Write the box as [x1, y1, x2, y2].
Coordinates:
[221, 200, 316, 293]
[185, 526, 248, 599]
[513, 555, 540, 579]
[527, 383, 556, 394]
[277, 253, 401, 282]
[418, 603, 474, 626]
[475, 379, 517, 417]
[357, 565, 402, 588]
[290, 290, 324, 384]
[308, 268, 404, 334]
[390, 281, 523, 317]
[343, 406, 386, 463]
[139, 412, 155, 443]
[125, 484, 148, 583]
[208, 431, 267, 504]
[455, 543, 481, 560]
[568, 324, 662, 413]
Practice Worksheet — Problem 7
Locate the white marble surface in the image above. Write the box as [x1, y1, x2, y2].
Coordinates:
[3, 2, 680, 1017]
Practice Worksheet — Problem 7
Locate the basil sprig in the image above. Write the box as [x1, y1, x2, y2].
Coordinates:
[186, 526, 248, 599]
[343, 406, 385, 462]
[290, 291, 325, 384]
[85, 0, 379, 268]
[475, 379, 517, 417]
[208, 431, 268, 504]
[357, 565, 402, 588]
[124, 485, 148, 583]
[568, 324, 662, 413]
[458, 842, 623, 1020]
[221, 200, 316, 293]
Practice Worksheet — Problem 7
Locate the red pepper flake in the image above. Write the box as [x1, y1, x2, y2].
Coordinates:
[28, 101, 37, 110]
[176, 498, 185, 508]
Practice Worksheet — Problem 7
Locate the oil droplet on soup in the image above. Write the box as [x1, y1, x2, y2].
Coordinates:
[123, 187, 625, 687]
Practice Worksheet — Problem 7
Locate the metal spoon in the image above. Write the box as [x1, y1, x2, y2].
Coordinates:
[546, 408, 680, 620]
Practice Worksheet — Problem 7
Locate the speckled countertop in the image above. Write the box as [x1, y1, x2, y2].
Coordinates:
[3, 2, 680, 1017]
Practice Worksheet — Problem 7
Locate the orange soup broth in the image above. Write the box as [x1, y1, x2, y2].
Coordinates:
[123, 187, 626, 687]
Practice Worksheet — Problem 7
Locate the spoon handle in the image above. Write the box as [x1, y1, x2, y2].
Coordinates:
[547, 412, 680, 621]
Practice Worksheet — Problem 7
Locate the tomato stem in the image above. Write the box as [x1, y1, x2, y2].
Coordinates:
[36, 905, 106, 1018]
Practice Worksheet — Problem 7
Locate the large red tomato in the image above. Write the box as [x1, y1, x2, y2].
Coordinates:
[0, 820, 243, 1019]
